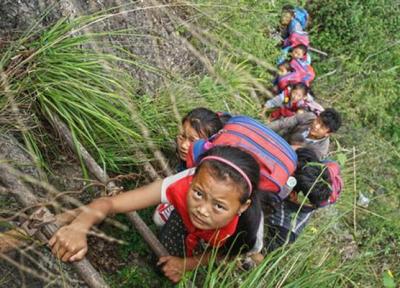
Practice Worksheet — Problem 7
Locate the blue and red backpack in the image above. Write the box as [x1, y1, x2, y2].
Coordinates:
[286, 7, 309, 36]
[186, 116, 298, 200]
[277, 59, 315, 91]
[294, 7, 309, 30]
[283, 31, 310, 49]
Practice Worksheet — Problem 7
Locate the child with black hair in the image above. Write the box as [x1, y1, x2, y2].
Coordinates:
[267, 108, 342, 160]
[271, 60, 293, 94]
[262, 147, 343, 252]
[278, 42, 311, 66]
[49, 146, 264, 283]
[280, 5, 307, 40]
[155, 108, 231, 226]
[176, 107, 226, 170]
[261, 83, 323, 121]
[291, 44, 311, 64]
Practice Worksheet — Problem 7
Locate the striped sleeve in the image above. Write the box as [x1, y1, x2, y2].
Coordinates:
[265, 93, 285, 109]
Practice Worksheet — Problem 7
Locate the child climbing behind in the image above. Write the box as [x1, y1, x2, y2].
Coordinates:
[49, 146, 263, 283]
[280, 5, 309, 41]
[155, 108, 230, 226]
[290, 44, 311, 64]
[263, 147, 343, 252]
[272, 58, 315, 93]
[271, 61, 293, 94]
[267, 108, 342, 160]
[279, 40, 311, 65]
[176, 108, 226, 171]
[261, 83, 323, 121]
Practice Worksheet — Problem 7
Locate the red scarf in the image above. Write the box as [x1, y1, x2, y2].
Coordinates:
[165, 174, 239, 256]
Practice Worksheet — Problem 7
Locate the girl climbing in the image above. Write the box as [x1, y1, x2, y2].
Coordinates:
[154, 107, 230, 226]
[175, 107, 226, 171]
[49, 145, 263, 283]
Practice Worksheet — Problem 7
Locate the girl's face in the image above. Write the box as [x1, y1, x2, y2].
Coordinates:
[281, 12, 292, 26]
[291, 88, 306, 102]
[176, 121, 202, 161]
[187, 165, 250, 230]
[292, 47, 305, 59]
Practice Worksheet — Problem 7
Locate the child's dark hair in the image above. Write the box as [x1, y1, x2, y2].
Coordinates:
[217, 112, 232, 126]
[292, 44, 308, 54]
[182, 108, 223, 138]
[294, 147, 331, 206]
[282, 4, 295, 14]
[196, 146, 260, 203]
[291, 82, 308, 95]
[319, 108, 342, 133]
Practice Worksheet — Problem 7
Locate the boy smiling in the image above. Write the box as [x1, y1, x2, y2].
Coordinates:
[267, 108, 342, 159]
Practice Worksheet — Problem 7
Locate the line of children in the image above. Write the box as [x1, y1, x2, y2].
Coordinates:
[48, 5, 344, 283]
[259, 5, 344, 254]
[267, 5, 318, 122]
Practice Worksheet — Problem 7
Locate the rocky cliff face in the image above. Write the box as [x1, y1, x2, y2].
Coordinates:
[0, 0, 200, 93]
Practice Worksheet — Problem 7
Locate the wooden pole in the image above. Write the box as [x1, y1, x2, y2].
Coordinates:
[50, 113, 169, 257]
[309, 46, 328, 57]
[0, 161, 109, 288]
[0, 226, 29, 254]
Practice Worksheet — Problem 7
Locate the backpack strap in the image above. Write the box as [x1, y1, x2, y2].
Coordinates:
[186, 139, 214, 168]
[277, 176, 297, 200]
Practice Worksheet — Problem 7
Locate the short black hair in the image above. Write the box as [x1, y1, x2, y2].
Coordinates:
[319, 108, 342, 133]
[182, 107, 223, 138]
[292, 44, 308, 54]
[282, 4, 295, 14]
[294, 148, 332, 206]
[217, 112, 232, 126]
[291, 82, 308, 95]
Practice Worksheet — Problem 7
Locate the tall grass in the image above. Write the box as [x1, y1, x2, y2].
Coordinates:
[0, 14, 173, 173]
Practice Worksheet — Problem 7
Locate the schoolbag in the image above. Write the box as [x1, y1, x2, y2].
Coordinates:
[317, 160, 344, 208]
[277, 59, 315, 91]
[290, 58, 315, 86]
[294, 7, 309, 30]
[186, 116, 298, 199]
[283, 31, 310, 48]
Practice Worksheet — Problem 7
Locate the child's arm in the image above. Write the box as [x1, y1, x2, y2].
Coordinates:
[265, 93, 285, 110]
[259, 106, 269, 119]
[49, 180, 163, 262]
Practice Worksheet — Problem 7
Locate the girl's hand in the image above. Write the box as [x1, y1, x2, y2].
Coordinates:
[49, 224, 88, 262]
[157, 256, 185, 283]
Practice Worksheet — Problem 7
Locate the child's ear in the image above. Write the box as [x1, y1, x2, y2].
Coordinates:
[239, 199, 251, 215]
